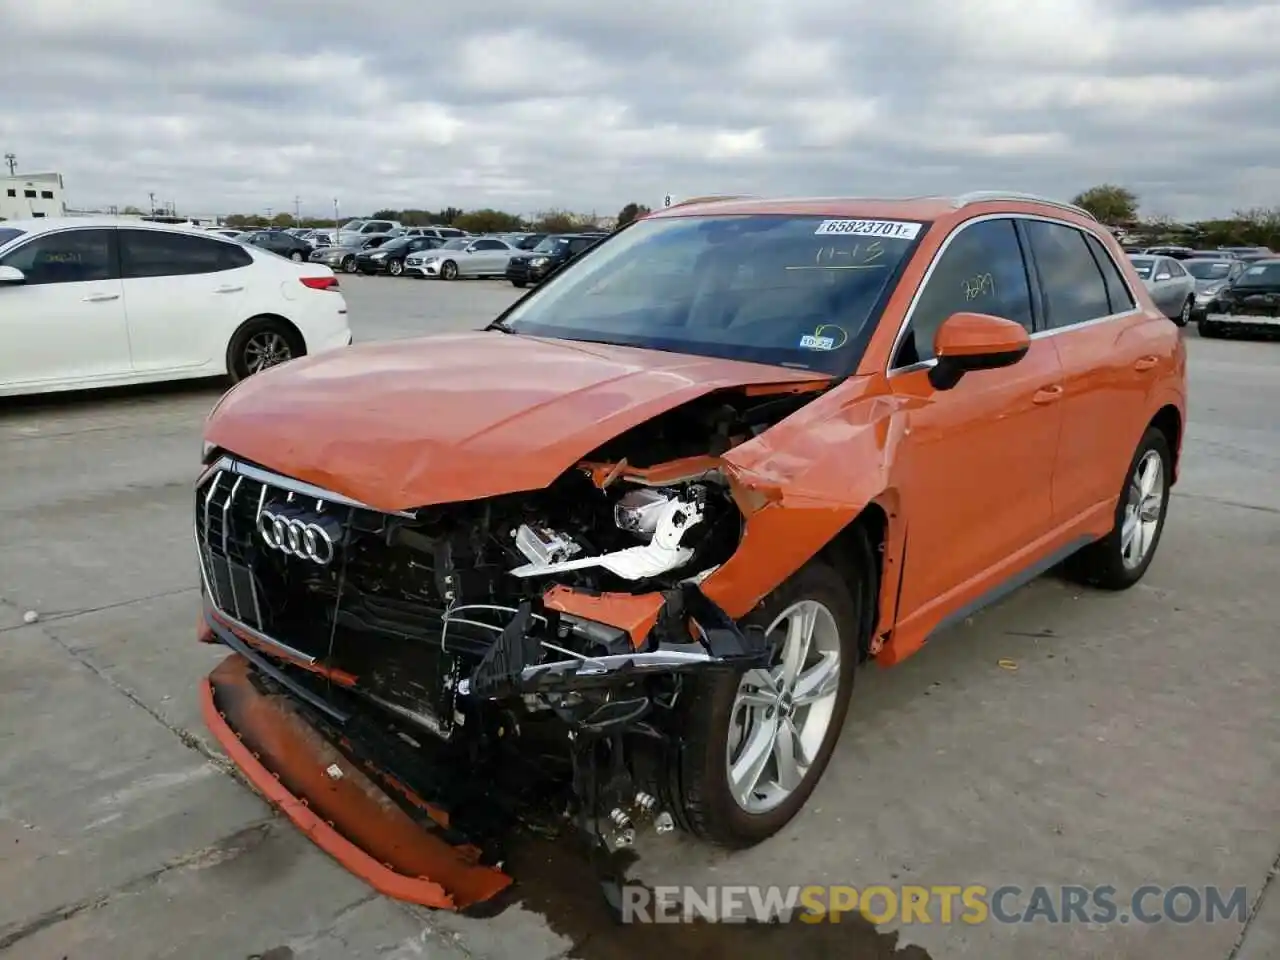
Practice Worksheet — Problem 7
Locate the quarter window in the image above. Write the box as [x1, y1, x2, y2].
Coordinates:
[120, 229, 250, 278]
[896, 218, 1034, 366]
[0, 229, 118, 284]
[1023, 220, 1111, 329]
[1084, 234, 1136, 314]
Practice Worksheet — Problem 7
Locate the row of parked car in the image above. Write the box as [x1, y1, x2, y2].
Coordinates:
[1122, 245, 1279, 338]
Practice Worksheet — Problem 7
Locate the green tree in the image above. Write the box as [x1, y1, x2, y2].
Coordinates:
[615, 202, 652, 228]
[452, 208, 525, 233]
[371, 209, 399, 220]
[530, 208, 583, 233]
[1071, 185, 1139, 225]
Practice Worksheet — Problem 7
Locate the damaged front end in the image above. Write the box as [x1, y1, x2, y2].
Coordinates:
[196, 385, 817, 910]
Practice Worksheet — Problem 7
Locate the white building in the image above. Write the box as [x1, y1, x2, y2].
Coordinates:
[0, 172, 66, 221]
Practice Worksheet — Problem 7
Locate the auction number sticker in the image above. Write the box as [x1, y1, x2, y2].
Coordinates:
[814, 219, 923, 239]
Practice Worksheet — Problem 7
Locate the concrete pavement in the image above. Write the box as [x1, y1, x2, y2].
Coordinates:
[1, 276, 1276, 959]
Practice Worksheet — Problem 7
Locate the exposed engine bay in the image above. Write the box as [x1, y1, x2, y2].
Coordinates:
[197, 383, 826, 909]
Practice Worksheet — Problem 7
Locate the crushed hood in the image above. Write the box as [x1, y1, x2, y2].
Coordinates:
[204, 331, 829, 512]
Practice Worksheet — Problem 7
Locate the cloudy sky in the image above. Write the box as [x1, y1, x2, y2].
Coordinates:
[2, 0, 1277, 221]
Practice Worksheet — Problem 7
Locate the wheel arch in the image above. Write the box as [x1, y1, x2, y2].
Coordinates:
[818, 501, 892, 661]
[224, 313, 308, 373]
[1149, 403, 1182, 480]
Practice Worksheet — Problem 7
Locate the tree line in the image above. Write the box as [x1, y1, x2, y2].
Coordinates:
[218, 201, 653, 234]
[1071, 184, 1280, 249]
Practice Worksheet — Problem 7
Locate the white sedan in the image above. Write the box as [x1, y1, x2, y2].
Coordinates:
[403, 237, 521, 279]
[0, 218, 353, 397]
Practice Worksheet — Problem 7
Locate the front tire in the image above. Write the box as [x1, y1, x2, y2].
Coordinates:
[441, 260, 459, 280]
[226, 317, 303, 384]
[1063, 426, 1172, 590]
[1174, 297, 1192, 327]
[664, 557, 867, 848]
[290, 251, 304, 262]
[511, 280, 527, 288]
[388, 259, 404, 276]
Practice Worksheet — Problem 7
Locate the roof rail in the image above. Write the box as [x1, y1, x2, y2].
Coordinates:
[666, 194, 758, 208]
[953, 191, 1097, 222]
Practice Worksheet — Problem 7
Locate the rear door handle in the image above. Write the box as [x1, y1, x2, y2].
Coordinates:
[82, 293, 120, 302]
[1033, 385, 1064, 405]
[214, 285, 244, 294]
[1134, 356, 1159, 371]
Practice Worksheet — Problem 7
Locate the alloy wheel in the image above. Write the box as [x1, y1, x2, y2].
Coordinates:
[726, 599, 842, 814]
[389, 259, 403, 276]
[1121, 449, 1164, 570]
[242, 331, 293, 375]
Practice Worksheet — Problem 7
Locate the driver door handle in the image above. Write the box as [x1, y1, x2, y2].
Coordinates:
[1134, 356, 1159, 371]
[1033, 385, 1064, 405]
[82, 293, 120, 302]
[214, 285, 244, 294]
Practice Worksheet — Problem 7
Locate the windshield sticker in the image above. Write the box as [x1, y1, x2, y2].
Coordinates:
[798, 325, 849, 351]
[815, 219, 923, 240]
[1246, 265, 1266, 275]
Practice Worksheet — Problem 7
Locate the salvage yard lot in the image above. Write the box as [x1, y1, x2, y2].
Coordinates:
[1, 276, 1277, 960]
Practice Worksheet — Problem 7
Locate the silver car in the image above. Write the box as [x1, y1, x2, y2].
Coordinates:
[1183, 257, 1246, 318]
[1127, 255, 1196, 326]
[403, 237, 521, 280]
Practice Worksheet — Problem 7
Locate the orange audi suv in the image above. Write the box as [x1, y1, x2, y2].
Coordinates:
[196, 192, 1186, 909]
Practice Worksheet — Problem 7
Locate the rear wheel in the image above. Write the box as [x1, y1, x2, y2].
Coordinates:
[1063, 426, 1172, 590]
[227, 317, 304, 384]
[342, 256, 358, 274]
[664, 551, 870, 847]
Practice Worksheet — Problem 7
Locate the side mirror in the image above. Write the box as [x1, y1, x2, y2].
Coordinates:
[0, 265, 26, 285]
[928, 312, 1031, 390]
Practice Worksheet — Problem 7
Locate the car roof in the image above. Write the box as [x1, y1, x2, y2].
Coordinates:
[0, 216, 221, 233]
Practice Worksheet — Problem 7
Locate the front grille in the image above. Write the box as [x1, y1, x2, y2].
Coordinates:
[195, 458, 478, 735]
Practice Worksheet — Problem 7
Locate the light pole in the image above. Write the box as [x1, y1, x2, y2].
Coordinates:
[294, 196, 301, 226]
[3, 153, 15, 176]
[148, 191, 156, 215]
[333, 198, 340, 237]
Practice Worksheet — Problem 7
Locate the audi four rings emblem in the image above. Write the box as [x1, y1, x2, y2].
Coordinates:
[257, 509, 336, 565]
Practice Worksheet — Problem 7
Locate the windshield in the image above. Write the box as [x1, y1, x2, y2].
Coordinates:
[499, 214, 926, 374]
[0, 227, 26, 248]
[339, 220, 366, 232]
[379, 237, 412, 251]
[1236, 262, 1280, 286]
[1129, 256, 1155, 279]
[440, 239, 469, 250]
[1185, 260, 1232, 280]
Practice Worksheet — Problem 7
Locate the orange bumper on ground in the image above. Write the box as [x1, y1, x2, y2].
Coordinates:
[200, 654, 512, 911]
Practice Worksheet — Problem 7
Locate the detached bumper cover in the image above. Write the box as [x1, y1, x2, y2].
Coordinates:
[201, 653, 512, 911]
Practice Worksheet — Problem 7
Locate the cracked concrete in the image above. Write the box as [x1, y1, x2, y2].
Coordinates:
[0, 278, 1276, 959]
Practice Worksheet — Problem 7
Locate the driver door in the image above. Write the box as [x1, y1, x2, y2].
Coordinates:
[887, 217, 1063, 626]
[0, 227, 132, 388]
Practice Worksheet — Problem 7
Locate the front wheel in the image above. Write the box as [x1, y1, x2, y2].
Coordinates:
[226, 317, 303, 384]
[388, 259, 404, 276]
[290, 251, 304, 262]
[441, 260, 459, 280]
[663, 556, 869, 848]
[511, 280, 527, 288]
[1174, 298, 1192, 327]
[1063, 426, 1172, 590]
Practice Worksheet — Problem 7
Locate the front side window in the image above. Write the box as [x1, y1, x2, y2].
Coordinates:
[1025, 220, 1111, 328]
[895, 218, 1033, 367]
[120, 229, 247, 278]
[0, 228, 118, 284]
[499, 213, 926, 374]
[474, 239, 506, 251]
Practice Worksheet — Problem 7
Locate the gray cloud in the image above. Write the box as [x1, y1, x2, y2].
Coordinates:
[0, 0, 1276, 219]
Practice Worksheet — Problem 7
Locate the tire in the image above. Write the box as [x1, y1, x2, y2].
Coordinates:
[290, 251, 304, 262]
[342, 256, 358, 274]
[388, 259, 404, 277]
[441, 260, 459, 280]
[1062, 426, 1172, 590]
[226, 317, 304, 384]
[1174, 298, 1192, 327]
[664, 553, 869, 848]
[511, 280, 527, 288]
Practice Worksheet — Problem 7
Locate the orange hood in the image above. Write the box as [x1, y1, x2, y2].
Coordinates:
[205, 332, 829, 512]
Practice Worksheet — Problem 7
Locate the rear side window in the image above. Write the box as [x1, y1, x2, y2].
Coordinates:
[568, 238, 596, 255]
[0, 228, 118, 284]
[1084, 234, 1136, 314]
[1024, 221, 1111, 329]
[897, 218, 1034, 366]
[121, 229, 250, 278]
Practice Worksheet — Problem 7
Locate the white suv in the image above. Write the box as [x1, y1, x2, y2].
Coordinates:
[0, 218, 353, 397]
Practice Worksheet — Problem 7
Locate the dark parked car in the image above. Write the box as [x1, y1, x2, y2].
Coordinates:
[309, 235, 394, 273]
[240, 229, 312, 262]
[355, 235, 447, 276]
[505, 233, 607, 287]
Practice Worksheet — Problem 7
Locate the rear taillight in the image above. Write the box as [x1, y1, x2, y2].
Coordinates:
[300, 276, 339, 291]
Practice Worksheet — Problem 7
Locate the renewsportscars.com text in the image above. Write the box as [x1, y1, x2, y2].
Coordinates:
[620, 883, 1250, 926]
